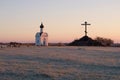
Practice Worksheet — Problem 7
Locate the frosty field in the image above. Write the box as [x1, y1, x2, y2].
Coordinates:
[0, 46, 120, 80]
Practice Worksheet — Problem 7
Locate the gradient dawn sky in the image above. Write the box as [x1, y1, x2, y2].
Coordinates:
[0, 0, 120, 43]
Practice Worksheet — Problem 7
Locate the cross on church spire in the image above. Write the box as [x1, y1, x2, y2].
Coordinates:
[81, 21, 91, 36]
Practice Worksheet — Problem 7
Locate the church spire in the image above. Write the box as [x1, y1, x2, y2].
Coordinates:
[40, 22, 44, 32]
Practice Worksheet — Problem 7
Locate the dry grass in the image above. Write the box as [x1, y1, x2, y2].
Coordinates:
[0, 46, 120, 80]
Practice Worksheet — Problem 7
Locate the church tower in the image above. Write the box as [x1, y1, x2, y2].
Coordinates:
[35, 23, 48, 46]
[40, 23, 44, 33]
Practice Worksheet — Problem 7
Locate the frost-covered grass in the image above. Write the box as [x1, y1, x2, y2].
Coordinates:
[0, 46, 120, 80]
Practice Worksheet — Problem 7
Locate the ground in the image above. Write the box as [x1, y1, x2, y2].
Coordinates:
[0, 46, 120, 80]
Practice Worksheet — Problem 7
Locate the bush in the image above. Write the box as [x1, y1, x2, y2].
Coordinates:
[95, 37, 114, 46]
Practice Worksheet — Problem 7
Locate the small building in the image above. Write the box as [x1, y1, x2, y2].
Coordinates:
[35, 23, 48, 46]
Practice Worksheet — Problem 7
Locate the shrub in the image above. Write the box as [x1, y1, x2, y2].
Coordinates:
[95, 37, 114, 46]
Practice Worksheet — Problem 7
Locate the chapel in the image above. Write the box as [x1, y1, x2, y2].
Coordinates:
[35, 23, 48, 46]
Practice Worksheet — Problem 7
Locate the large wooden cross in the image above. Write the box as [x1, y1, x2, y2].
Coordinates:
[81, 21, 91, 36]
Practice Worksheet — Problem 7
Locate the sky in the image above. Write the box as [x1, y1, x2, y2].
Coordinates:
[0, 0, 120, 43]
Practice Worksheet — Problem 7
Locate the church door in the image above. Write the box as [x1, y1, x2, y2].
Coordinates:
[43, 38, 46, 46]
